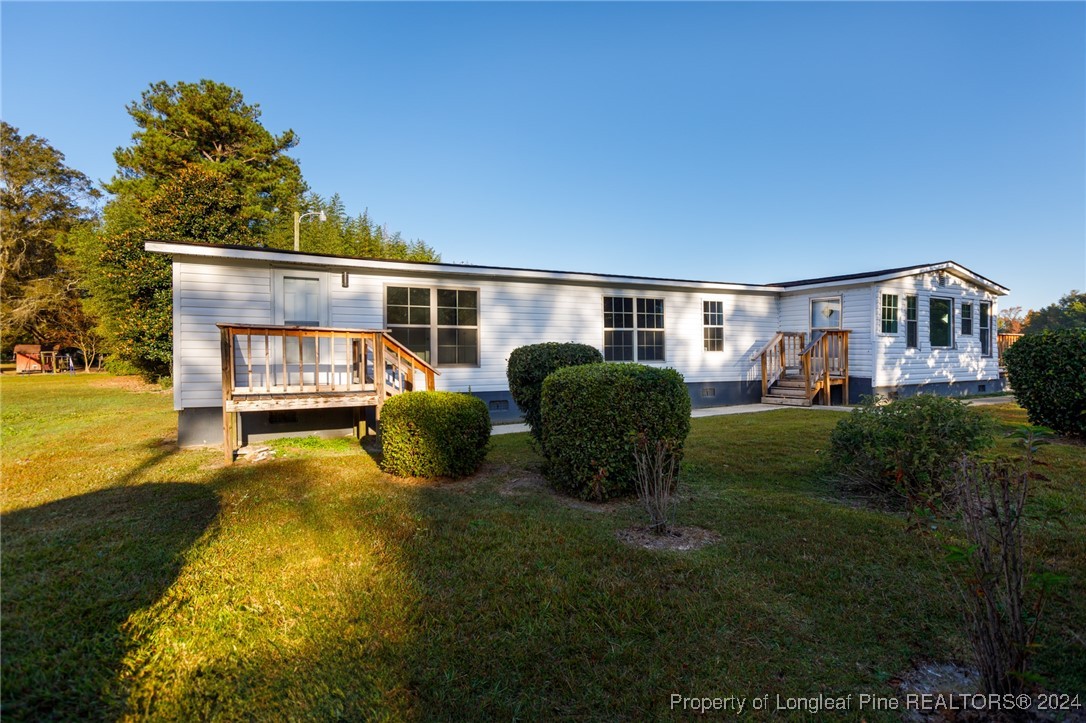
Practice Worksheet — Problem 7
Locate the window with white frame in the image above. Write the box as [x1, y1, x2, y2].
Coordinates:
[811, 297, 841, 330]
[961, 302, 973, 335]
[386, 286, 478, 366]
[703, 300, 724, 352]
[905, 296, 918, 348]
[929, 297, 954, 348]
[880, 294, 898, 334]
[604, 296, 664, 361]
[979, 301, 992, 357]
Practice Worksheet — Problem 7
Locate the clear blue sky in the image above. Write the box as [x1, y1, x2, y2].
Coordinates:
[3, 1, 1083, 312]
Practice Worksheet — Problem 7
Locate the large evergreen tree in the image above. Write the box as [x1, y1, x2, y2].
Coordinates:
[107, 79, 305, 227]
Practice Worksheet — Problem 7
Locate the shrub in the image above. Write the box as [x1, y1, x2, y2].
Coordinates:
[540, 363, 691, 501]
[1004, 329, 1086, 437]
[633, 435, 681, 535]
[948, 452, 1062, 695]
[824, 394, 994, 508]
[507, 342, 603, 441]
[380, 391, 491, 479]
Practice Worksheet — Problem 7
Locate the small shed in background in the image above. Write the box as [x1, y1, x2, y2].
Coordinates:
[14, 344, 58, 373]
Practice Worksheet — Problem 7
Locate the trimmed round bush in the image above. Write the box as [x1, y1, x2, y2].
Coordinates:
[824, 394, 994, 504]
[380, 391, 491, 479]
[507, 342, 603, 441]
[540, 363, 691, 501]
[1004, 329, 1086, 437]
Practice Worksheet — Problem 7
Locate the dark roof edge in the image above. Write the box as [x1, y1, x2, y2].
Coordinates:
[145, 240, 768, 289]
[774, 260, 1008, 292]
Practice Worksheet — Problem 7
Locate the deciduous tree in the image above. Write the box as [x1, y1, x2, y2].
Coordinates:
[1024, 291, 1086, 334]
[1, 122, 99, 348]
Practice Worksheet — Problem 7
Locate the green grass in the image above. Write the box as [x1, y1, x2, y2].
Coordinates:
[2, 375, 1083, 720]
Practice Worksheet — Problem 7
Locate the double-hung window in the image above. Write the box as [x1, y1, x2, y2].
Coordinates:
[929, 297, 954, 348]
[880, 294, 899, 334]
[905, 296, 918, 349]
[979, 302, 992, 357]
[961, 302, 973, 335]
[387, 286, 478, 366]
[703, 301, 724, 352]
[603, 296, 664, 361]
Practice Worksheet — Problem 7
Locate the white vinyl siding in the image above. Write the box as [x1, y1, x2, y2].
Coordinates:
[174, 259, 274, 410]
[872, 274, 1000, 390]
[779, 286, 873, 378]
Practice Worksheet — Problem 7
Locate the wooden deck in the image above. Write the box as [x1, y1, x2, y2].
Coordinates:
[753, 330, 850, 406]
[218, 324, 438, 462]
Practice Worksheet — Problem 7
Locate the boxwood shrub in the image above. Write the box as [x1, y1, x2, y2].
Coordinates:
[507, 342, 603, 441]
[380, 391, 491, 479]
[1004, 329, 1086, 437]
[540, 363, 691, 501]
[824, 394, 994, 505]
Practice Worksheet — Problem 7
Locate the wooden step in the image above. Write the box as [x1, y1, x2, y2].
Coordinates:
[775, 378, 807, 389]
[761, 395, 812, 407]
[767, 386, 808, 398]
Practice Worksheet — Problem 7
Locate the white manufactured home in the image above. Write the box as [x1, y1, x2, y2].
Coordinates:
[147, 241, 1010, 450]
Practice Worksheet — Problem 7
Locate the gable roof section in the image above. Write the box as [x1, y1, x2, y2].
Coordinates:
[145, 241, 1009, 296]
[773, 260, 1009, 295]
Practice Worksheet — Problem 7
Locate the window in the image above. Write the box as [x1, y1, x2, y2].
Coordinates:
[961, 302, 973, 335]
[906, 296, 918, 349]
[929, 297, 954, 348]
[386, 286, 478, 366]
[811, 297, 841, 329]
[703, 300, 724, 352]
[979, 301, 992, 357]
[437, 289, 478, 365]
[604, 296, 664, 361]
[283, 277, 321, 325]
[880, 294, 898, 334]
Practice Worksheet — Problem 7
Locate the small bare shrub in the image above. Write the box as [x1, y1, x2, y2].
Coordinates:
[633, 435, 681, 535]
[948, 430, 1062, 695]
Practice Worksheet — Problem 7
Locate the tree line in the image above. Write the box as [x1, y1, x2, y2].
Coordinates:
[998, 294, 1086, 336]
[2, 80, 439, 379]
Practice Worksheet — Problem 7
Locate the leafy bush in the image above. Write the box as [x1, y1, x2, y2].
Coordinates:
[824, 395, 994, 507]
[1004, 329, 1086, 437]
[380, 391, 491, 479]
[540, 364, 691, 501]
[507, 342, 603, 441]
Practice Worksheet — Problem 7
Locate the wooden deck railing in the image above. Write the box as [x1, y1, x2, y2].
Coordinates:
[217, 324, 438, 461]
[798, 330, 849, 405]
[997, 333, 1023, 364]
[751, 331, 806, 398]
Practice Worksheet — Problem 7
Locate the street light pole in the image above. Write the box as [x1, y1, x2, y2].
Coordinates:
[293, 209, 328, 251]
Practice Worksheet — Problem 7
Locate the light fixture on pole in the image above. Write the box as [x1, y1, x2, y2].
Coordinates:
[294, 209, 328, 251]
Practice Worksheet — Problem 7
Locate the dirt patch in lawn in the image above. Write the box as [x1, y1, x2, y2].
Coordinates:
[88, 376, 167, 394]
[498, 472, 633, 513]
[616, 525, 720, 552]
[893, 661, 1086, 722]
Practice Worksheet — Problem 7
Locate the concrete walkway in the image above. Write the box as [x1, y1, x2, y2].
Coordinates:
[488, 394, 1017, 436]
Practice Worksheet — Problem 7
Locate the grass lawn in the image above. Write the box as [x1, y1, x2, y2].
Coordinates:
[2, 374, 1083, 720]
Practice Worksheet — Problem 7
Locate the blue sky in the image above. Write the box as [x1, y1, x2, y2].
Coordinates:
[3, 2, 1083, 312]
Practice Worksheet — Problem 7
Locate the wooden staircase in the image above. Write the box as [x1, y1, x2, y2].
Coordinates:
[753, 330, 850, 407]
[762, 370, 813, 406]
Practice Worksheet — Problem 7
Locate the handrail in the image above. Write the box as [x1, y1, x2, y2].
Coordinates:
[750, 332, 784, 362]
[217, 324, 438, 401]
[798, 329, 827, 357]
[755, 331, 806, 398]
[797, 329, 850, 405]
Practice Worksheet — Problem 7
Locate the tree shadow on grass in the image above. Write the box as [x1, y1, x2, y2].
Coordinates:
[1, 482, 219, 721]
